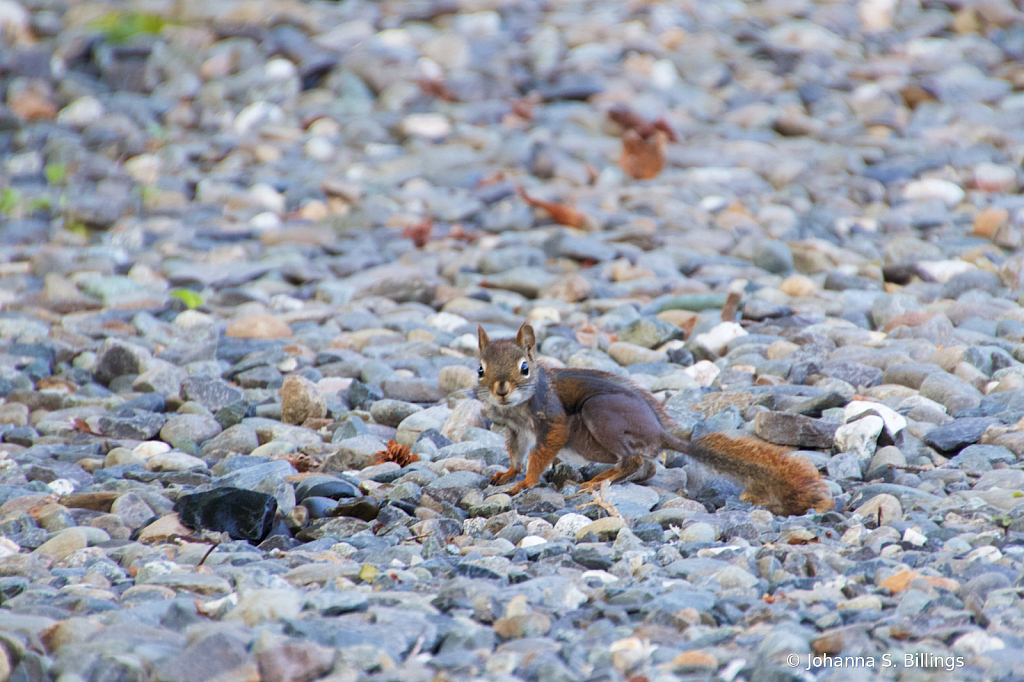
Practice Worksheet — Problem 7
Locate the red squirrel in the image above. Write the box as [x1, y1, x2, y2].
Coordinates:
[475, 323, 833, 516]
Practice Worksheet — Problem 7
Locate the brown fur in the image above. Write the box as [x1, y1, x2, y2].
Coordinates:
[477, 323, 833, 515]
[692, 432, 834, 516]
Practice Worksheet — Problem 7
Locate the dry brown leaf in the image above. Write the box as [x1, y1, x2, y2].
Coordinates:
[721, 291, 741, 322]
[619, 129, 669, 180]
[416, 78, 458, 103]
[373, 440, 420, 468]
[607, 105, 677, 142]
[516, 186, 592, 230]
[510, 93, 541, 121]
[402, 218, 433, 249]
[72, 418, 103, 436]
[270, 450, 321, 473]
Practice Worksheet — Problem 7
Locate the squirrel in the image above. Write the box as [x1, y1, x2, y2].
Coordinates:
[474, 323, 833, 516]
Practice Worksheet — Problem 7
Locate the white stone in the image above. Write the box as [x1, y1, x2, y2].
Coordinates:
[914, 260, 975, 283]
[234, 101, 284, 135]
[456, 11, 501, 38]
[173, 310, 215, 328]
[902, 527, 927, 547]
[553, 513, 593, 539]
[650, 59, 679, 90]
[0, 0, 31, 45]
[684, 360, 720, 387]
[265, 58, 297, 80]
[426, 312, 469, 333]
[859, 0, 896, 32]
[57, 96, 104, 128]
[134, 441, 172, 458]
[124, 154, 161, 185]
[250, 212, 282, 231]
[402, 113, 452, 140]
[834, 416, 883, 459]
[47, 478, 76, 495]
[304, 137, 335, 161]
[248, 183, 286, 214]
[844, 401, 907, 436]
[580, 570, 619, 584]
[146, 451, 207, 472]
[693, 322, 747, 356]
[903, 178, 965, 207]
[0, 537, 19, 559]
[518, 535, 547, 548]
[953, 631, 1006, 656]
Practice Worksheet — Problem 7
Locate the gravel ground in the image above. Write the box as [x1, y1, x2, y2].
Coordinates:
[2, 0, 1024, 680]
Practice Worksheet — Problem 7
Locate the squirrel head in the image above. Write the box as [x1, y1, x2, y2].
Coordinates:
[475, 322, 537, 407]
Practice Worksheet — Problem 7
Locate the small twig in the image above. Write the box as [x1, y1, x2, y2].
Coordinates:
[197, 543, 218, 566]
[408, 634, 426, 659]
[574, 480, 622, 518]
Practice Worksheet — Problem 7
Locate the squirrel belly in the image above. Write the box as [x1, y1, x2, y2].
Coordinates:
[476, 322, 832, 516]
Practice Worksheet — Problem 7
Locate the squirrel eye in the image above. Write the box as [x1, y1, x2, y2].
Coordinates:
[520, 361, 529, 376]
[477, 365, 484, 378]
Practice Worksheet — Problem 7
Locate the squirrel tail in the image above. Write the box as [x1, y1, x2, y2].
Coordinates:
[662, 432, 833, 516]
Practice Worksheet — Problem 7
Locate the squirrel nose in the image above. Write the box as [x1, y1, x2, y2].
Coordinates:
[494, 382, 510, 397]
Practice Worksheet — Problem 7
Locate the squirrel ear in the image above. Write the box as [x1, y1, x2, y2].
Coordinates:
[517, 323, 536, 356]
[477, 325, 490, 352]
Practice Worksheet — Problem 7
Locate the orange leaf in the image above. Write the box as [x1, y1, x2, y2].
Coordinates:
[416, 78, 458, 103]
[618, 129, 668, 180]
[516, 186, 592, 230]
[510, 93, 541, 121]
[608, 105, 677, 142]
[373, 440, 420, 468]
[402, 219, 433, 248]
[73, 418, 103, 436]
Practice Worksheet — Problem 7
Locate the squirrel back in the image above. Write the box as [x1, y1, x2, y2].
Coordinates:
[476, 323, 832, 516]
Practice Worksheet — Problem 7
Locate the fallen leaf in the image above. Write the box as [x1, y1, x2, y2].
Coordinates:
[510, 93, 541, 121]
[402, 218, 433, 248]
[516, 186, 593, 230]
[374, 440, 419, 468]
[72, 418, 103, 436]
[762, 591, 786, 603]
[607, 105, 677, 142]
[619, 128, 669, 180]
[416, 78, 458, 102]
[721, 291, 742, 322]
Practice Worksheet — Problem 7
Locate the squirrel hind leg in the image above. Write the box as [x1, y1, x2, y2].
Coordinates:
[580, 454, 653, 492]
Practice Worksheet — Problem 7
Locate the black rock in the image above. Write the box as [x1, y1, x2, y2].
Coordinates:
[416, 428, 454, 449]
[120, 393, 167, 413]
[328, 498, 381, 522]
[632, 522, 665, 542]
[693, 478, 744, 512]
[181, 377, 245, 413]
[923, 417, 1001, 453]
[173, 487, 278, 543]
[348, 380, 383, 410]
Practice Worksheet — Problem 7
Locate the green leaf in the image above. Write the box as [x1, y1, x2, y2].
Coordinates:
[169, 288, 203, 310]
[89, 12, 166, 44]
[44, 163, 67, 185]
[0, 188, 21, 215]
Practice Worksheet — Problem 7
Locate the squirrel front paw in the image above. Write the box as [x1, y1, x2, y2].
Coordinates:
[490, 468, 520, 486]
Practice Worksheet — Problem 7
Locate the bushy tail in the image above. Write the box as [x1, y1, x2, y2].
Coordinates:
[662, 432, 833, 516]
